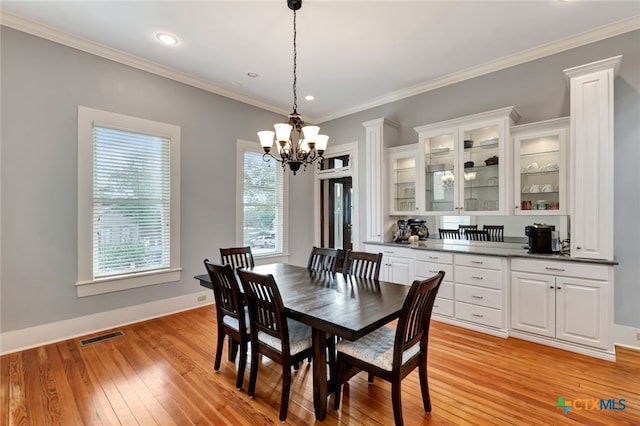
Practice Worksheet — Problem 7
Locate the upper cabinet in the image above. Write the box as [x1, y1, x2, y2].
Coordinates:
[511, 118, 569, 216]
[415, 107, 520, 215]
[388, 144, 419, 215]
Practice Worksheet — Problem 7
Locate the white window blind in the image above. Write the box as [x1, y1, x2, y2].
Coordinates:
[242, 151, 284, 255]
[92, 126, 171, 278]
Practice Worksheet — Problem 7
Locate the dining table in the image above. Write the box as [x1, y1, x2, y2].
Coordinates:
[195, 262, 411, 421]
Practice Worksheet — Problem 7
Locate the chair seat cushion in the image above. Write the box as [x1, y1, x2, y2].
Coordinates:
[336, 325, 420, 371]
[258, 319, 312, 355]
[222, 306, 249, 332]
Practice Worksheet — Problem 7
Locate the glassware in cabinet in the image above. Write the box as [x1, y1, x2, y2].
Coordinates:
[423, 133, 457, 214]
[460, 124, 502, 213]
[389, 144, 419, 214]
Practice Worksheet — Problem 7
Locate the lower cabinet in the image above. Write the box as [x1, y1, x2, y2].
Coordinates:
[364, 244, 414, 285]
[511, 259, 613, 351]
[414, 250, 454, 317]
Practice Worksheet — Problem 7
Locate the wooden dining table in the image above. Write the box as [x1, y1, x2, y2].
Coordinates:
[195, 263, 411, 421]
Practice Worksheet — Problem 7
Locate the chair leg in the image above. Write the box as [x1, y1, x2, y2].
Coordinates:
[419, 360, 432, 413]
[248, 349, 259, 398]
[214, 329, 225, 371]
[368, 372, 375, 383]
[228, 337, 238, 362]
[391, 379, 404, 426]
[279, 364, 291, 422]
[333, 358, 343, 410]
[236, 338, 248, 390]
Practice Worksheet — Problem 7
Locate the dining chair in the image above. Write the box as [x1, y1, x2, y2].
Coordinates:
[343, 250, 383, 280]
[220, 246, 255, 269]
[439, 228, 460, 239]
[334, 271, 445, 426]
[483, 225, 504, 242]
[203, 259, 249, 390]
[465, 229, 490, 241]
[237, 269, 314, 422]
[307, 246, 339, 273]
[458, 224, 478, 238]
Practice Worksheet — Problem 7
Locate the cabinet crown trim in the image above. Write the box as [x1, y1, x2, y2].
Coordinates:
[414, 106, 520, 134]
[362, 117, 400, 129]
[563, 55, 622, 84]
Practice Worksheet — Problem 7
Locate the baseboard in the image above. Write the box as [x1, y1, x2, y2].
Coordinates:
[509, 330, 616, 361]
[614, 323, 640, 350]
[0, 290, 213, 355]
[432, 315, 509, 339]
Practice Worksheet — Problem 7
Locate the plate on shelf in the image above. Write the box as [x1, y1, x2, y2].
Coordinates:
[432, 147, 450, 154]
[480, 138, 498, 147]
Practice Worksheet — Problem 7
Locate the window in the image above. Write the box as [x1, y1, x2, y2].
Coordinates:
[440, 215, 473, 229]
[237, 140, 287, 257]
[77, 106, 181, 297]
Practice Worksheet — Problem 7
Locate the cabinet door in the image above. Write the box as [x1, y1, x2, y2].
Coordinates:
[511, 272, 555, 337]
[555, 276, 610, 349]
[421, 130, 458, 214]
[513, 119, 568, 215]
[387, 256, 414, 286]
[389, 146, 418, 215]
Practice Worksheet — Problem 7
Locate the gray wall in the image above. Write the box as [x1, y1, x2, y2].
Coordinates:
[0, 27, 317, 332]
[320, 30, 640, 328]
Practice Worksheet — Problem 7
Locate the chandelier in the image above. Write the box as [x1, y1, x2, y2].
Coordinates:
[257, 0, 328, 175]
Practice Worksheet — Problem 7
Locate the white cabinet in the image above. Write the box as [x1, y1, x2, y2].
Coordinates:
[388, 144, 419, 215]
[415, 107, 520, 215]
[362, 118, 399, 243]
[511, 258, 613, 351]
[415, 250, 454, 317]
[364, 244, 414, 285]
[453, 254, 507, 332]
[511, 118, 569, 215]
[564, 56, 620, 261]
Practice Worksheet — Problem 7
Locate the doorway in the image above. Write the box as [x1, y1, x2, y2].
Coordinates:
[320, 177, 352, 267]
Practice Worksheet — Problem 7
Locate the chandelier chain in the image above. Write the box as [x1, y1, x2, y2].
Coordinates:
[292, 8, 298, 113]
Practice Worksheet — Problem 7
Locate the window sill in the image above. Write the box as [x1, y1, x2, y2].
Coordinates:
[76, 268, 182, 297]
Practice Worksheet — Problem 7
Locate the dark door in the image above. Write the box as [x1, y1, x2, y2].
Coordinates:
[320, 177, 352, 256]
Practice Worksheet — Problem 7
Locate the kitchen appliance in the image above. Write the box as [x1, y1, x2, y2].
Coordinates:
[525, 223, 556, 253]
[395, 219, 411, 243]
[407, 219, 429, 240]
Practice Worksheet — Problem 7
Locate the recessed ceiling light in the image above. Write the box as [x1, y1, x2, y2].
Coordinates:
[305, 95, 314, 101]
[247, 72, 258, 78]
[156, 33, 178, 46]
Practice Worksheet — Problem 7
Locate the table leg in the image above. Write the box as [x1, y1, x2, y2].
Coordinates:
[312, 328, 328, 420]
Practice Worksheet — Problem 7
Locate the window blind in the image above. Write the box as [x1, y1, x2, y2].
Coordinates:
[242, 151, 284, 254]
[93, 126, 171, 278]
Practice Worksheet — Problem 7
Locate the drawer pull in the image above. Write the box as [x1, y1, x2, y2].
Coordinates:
[383, 250, 394, 254]
[471, 276, 484, 280]
[471, 313, 484, 318]
[434, 304, 439, 308]
[545, 267, 565, 272]
[471, 260, 484, 264]
[471, 295, 484, 299]
[428, 256, 439, 259]
[429, 270, 439, 273]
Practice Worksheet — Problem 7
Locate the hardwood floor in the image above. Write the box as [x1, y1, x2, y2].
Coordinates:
[2, 305, 639, 425]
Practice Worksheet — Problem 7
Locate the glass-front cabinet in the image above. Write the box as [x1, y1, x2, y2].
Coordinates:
[389, 144, 419, 215]
[511, 117, 568, 215]
[415, 107, 520, 215]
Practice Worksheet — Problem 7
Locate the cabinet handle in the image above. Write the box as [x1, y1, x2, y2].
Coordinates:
[471, 313, 484, 318]
[515, 205, 519, 209]
[428, 256, 438, 259]
[549, 286, 555, 289]
[471, 276, 484, 280]
[471, 260, 484, 264]
[576, 246, 582, 250]
[429, 270, 439, 274]
[434, 304, 439, 308]
[383, 250, 394, 254]
[545, 267, 565, 272]
[471, 295, 484, 299]
[557, 286, 562, 290]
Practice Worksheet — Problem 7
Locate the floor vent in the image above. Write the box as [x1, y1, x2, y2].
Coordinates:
[79, 330, 124, 346]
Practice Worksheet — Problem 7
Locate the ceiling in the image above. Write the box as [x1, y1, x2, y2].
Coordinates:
[1, 1, 638, 123]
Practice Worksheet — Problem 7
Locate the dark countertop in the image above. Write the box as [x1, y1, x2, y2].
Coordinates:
[364, 240, 618, 266]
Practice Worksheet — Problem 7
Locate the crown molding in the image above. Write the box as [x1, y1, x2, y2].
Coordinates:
[1, 11, 638, 124]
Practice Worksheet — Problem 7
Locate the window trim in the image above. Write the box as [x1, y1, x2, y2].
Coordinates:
[236, 139, 289, 258]
[77, 106, 181, 297]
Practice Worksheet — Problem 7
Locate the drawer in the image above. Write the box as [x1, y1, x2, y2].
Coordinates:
[455, 265, 503, 290]
[375, 245, 414, 258]
[455, 254, 502, 270]
[436, 281, 453, 300]
[433, 297, 453, 317]
[511, 258, 609, 281]
[455, 284, 502, 309]
[455, 302, 503, 329]
[415, 261, 453, 280]
[414, 250, 453, 264]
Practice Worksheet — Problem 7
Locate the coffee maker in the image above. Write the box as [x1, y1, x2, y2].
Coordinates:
[525, 223, 555, 253]
[395, 220, 411, 243]
[407, 219, 429, 240]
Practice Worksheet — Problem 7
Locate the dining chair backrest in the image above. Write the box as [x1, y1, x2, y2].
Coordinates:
[465, 229, 490, 241]
[204, 259, 245, 324]
[394, 271, 445, 367]
[237, 269, 289, 348]
[483, 225, 504, 242]
[439, 228, 460, 239]
[307, 246, 339, 273]
[343, 250, 382, 280]
[220, 246, 255, 269]
[458, 224, 478, 238]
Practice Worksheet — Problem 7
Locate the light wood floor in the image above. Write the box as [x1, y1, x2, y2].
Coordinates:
[2, 305, 639, 425]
